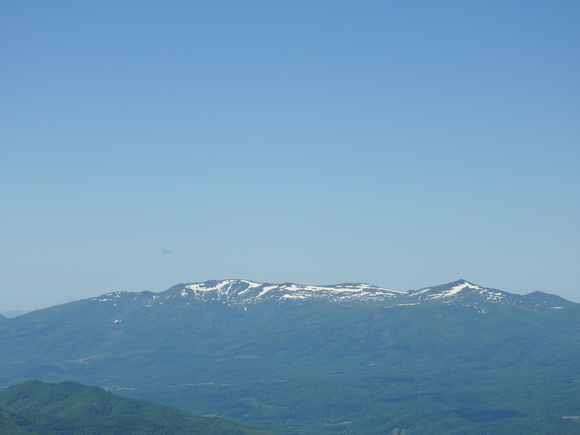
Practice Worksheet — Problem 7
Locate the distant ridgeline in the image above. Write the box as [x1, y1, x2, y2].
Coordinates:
[88, 278, 579, 307]
[1, 279, 580, 435]
[0, 380, 271, 435]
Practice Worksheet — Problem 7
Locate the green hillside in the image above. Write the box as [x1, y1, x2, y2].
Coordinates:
[0, 380, 271, 435]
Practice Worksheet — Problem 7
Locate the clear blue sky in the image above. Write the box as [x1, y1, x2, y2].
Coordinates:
[1, 0, 579, 312]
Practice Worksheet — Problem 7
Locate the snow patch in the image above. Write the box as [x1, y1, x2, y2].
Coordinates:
[427, 282, 482, 299]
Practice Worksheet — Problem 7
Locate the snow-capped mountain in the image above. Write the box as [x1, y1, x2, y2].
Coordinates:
[91, 278, 573, 310]
[2, 278, 580, 435]
[173, 279, 405, 303]
[403, 280, 537, 308]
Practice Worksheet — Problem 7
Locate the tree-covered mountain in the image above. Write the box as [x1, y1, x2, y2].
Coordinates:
[0, 379, 271, 435]
[1, 279, 580, 434]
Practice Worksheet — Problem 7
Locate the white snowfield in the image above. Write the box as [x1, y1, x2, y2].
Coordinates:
[418, 282, 483, 300]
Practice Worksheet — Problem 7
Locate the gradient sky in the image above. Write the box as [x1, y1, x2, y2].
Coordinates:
[1, 0, 579, 312]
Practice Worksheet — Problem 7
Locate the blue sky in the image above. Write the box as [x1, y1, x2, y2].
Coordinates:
[1, 0, 579, 312]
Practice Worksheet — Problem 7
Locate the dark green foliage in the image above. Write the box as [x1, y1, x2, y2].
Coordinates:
[1, 287, 580, 434]
[0, 380, 271, 435]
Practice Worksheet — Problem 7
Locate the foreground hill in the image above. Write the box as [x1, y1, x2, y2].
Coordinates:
[0, 380, 271, 435]
[1, 279, 580, 434]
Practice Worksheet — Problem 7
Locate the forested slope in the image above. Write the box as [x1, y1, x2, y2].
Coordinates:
[0, 380, 272, 435]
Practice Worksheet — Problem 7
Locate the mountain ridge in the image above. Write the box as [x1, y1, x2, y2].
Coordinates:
[87, 278, 576, 311]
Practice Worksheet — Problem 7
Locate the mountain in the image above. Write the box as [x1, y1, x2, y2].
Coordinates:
[163, 279, 404, 303]
[0, 310, 26, 319]
[88, 278, 572, 308]
[1, 279, 580, 434]
[524, 290, 579, 308]
[0, 380, 271, 435]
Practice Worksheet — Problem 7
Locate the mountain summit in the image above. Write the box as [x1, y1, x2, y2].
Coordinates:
[91, 278, 573, 310]
[165, 279, 404, 303]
